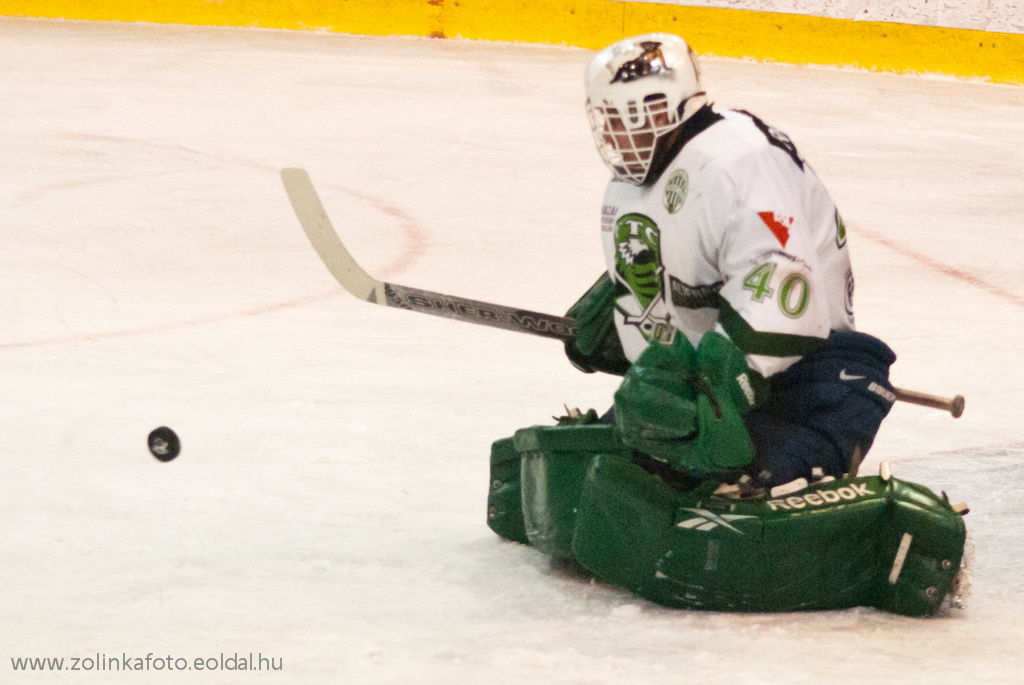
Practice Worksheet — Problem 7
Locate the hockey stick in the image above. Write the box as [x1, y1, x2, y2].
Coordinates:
[281, 167, 964, 418]
[281, 168, 574, 340]
[892, 387, 965, 418]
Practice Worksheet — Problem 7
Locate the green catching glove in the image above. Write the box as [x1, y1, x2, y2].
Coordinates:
[614, 331, 766, 477]
[564, 272, 631, 376]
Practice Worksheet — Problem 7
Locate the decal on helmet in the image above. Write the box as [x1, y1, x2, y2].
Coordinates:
[610, 41, 670, 84]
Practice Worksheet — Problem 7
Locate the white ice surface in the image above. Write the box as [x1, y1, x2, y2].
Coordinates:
[2, 17, 1023, 684]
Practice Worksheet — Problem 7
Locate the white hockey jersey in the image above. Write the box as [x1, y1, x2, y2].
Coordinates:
[601, 107, 855, 379]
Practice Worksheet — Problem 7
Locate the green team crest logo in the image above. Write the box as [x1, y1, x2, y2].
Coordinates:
[663, 169, 689, 214]
[614, 213, 673, 341]
[615, 213, 663, 309]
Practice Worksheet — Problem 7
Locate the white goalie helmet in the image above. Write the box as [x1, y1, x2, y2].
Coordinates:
[585, 33, 707, 185]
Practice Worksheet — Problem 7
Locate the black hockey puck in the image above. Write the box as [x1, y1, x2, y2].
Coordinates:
[148, 427, 181, 462]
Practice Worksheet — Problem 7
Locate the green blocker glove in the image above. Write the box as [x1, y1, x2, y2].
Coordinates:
[564, 272, 631, 376]
[614, 331, 766, 477]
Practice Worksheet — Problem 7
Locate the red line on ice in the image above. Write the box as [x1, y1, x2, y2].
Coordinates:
[1, 187, 429, 349]
[856, 225, 1024, 309]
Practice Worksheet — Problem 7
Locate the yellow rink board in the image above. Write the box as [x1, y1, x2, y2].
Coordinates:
[4, 0, 1023, 84]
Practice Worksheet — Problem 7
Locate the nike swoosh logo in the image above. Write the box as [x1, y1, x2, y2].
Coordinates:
[839, 369, 866, 381]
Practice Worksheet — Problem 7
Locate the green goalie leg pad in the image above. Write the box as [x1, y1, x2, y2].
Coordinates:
[486, 437, 530, 544]
[570, 453, 682, 596]
[879, 478, 968, 616]
[514, 424, 623, 558]
[572, 464, 966, 616]
[648, 480, 889, 612]
[494, 423, 965, 616]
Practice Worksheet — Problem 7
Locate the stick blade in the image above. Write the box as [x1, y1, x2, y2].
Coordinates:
[281, 168, 383, 303]
[280, 168, 576, 341]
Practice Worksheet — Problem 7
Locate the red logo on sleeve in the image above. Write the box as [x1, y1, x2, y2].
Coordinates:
[758, 211, 793, 247]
